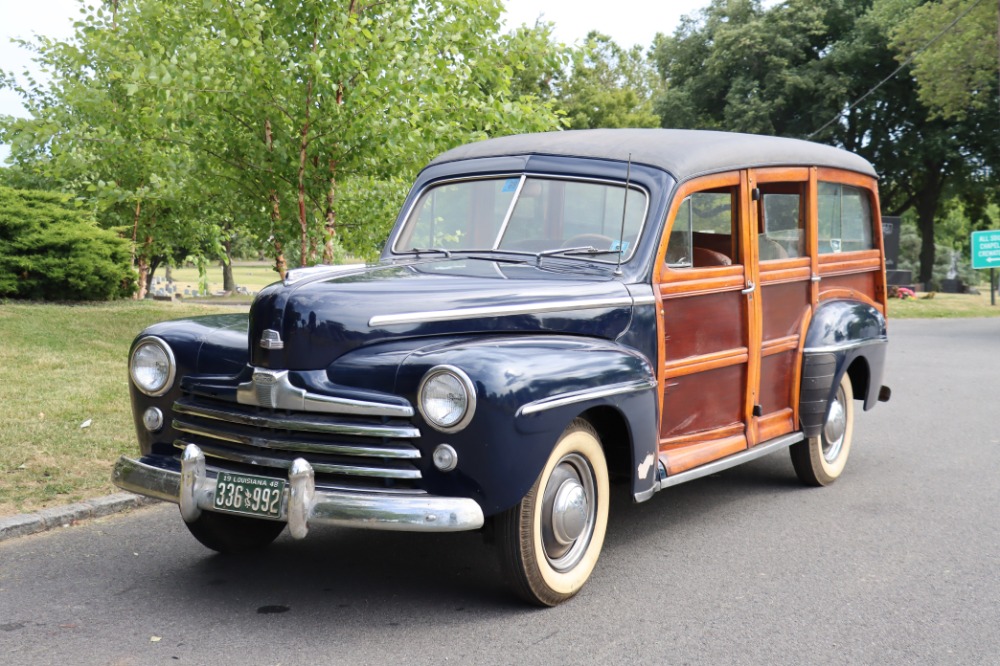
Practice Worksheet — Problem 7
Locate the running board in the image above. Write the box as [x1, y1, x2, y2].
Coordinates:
[658, 432, 805, 490]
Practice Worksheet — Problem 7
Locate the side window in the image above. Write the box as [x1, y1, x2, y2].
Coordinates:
[818, 182, 874, 253]
[666, 189, 737, 268]
[760, 187, 804, 260]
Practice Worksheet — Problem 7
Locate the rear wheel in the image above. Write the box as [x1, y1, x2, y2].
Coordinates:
[184, 511, 286, 554]
[496, 419, 609, 606]
[791, 373, 855, 486]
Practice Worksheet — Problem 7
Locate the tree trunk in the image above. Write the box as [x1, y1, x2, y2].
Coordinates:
[270, 191, 287, 280]
[135, 235, 154, 299]
[221, 237, 235, 292]
[323, 159, 338, 264]
[915, 164, 946, 287]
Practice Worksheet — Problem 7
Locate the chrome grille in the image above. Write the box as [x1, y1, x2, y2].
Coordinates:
[171, 393, 423, 492]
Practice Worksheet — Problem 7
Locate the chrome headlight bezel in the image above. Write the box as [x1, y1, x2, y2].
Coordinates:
[417, 365, 476, 433]
[129, 336, 176, 397]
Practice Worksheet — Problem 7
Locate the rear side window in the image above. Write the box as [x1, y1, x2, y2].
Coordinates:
[818, 182, 874, 253]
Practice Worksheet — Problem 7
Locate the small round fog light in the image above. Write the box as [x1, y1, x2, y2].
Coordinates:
[142, 407, 164, 432]
[432, 444, 458, 472]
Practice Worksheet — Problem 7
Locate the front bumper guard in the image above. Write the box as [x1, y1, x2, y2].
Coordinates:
[112, 444, 485, 537]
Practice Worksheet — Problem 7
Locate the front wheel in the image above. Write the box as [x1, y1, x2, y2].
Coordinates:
[791, 373, 855, 486]
[183, 510, 286, 554]
[496, 419, 609, 606]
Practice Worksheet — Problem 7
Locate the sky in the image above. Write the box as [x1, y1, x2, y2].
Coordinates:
[0, 0, 711, 163]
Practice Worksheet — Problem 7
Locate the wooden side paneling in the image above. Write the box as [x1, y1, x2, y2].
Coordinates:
[661, 290, 746, 362]
[660, 364, 746, 440]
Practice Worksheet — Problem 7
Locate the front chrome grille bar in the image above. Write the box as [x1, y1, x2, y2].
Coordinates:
[174, 439, 422, 479]
[172, 419, 422, 460]
[174, 399, 420, 440]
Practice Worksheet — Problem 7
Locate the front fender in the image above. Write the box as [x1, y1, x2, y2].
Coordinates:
[389, 335, 658, 516]
[129, 314, 249, 456]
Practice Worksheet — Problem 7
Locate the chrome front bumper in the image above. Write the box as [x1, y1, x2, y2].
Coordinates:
[112, 445, 485, 537]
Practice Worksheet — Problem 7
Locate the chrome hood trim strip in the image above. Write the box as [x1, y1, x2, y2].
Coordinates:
[236, 369, 414, 418]
[368, 295, 636, 328]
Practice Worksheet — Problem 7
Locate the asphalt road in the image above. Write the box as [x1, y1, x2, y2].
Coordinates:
[2, 318, 999, 665]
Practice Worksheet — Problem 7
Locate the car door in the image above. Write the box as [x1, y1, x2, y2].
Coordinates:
[653, 171, 761, 476]
[747, 167, 814, 441]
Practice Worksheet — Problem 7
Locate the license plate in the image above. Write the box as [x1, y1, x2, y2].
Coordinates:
[213, 471, 286, 519]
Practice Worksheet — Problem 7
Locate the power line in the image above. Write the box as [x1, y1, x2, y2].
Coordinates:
[808, 0, 986, 139]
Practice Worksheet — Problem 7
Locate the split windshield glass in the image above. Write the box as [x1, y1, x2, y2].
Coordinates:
[394, 176, 648, 263]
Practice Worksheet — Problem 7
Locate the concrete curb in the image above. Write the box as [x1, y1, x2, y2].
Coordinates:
[0, 493, 161, 543]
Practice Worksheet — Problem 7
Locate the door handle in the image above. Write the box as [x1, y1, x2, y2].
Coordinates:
[741, 280, 756, 295]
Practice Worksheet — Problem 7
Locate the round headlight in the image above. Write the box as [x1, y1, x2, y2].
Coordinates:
[418, 366, 476, 433]
[129, 337, 176, 397]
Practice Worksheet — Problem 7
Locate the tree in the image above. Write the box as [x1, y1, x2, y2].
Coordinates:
[135, 0, 563, 276]
[1, 2, 214, 298]
[651, 0, 999, 285]
[890, 0, 999, 119]
[559, 32, 661, 129]
[0, 185, 135, 300]
[2, 0, 564, 284]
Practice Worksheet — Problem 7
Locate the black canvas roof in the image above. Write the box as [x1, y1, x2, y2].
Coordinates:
[429, 129, 877, 180]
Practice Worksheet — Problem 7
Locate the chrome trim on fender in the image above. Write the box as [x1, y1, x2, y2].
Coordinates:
[112, 453, 485, 534]
[658, 432, 804, 490]
[803, 336, 888, 355]
[517, 377, 657, 417]
[236, 369, 414, 418]
[369, 296, 635, 328]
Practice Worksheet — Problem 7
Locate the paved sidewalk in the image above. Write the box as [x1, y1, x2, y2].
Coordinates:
[0, 493, 160, 543]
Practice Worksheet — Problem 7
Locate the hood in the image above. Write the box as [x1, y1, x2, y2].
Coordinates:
[248, 258, 635, 370]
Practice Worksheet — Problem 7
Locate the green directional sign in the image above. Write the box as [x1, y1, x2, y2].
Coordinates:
[971, 230, 1000, 269]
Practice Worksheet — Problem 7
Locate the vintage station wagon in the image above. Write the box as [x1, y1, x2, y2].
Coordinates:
[114, 129, 891, 606]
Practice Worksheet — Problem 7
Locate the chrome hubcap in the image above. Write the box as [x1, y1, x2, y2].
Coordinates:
[822, 385, 847, 462]
[541, 453, 596, 572]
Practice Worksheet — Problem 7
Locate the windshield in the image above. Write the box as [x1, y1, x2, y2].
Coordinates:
[393, 176, 648, 262]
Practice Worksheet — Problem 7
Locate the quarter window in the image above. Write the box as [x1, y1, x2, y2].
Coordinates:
[666, 190, 737, 268]
[818, 182, 874, 253]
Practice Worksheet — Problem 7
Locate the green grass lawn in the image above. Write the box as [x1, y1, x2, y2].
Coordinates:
[0, 300, 243, 515]
[1, 285, 998, 517]
[887, 288, 1000, 318]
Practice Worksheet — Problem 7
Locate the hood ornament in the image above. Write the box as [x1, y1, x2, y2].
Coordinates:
[259, 329, 284, 350]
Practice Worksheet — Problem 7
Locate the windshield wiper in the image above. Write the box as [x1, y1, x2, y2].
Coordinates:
[533, 246, 622, 263]
[399, 247, 452, 258]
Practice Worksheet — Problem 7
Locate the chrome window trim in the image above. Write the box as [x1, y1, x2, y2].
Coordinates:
[516, 377, 657, 417]
[369, 295, 636, 328]
[491, 174, 527, 247]
[235, 369, 414, 418]
[390, 172, 651, 264]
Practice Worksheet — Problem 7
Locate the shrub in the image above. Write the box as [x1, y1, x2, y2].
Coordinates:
[0, 186, 136, 300]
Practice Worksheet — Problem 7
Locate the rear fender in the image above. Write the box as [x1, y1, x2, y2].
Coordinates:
[800, 301, 888, 437]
